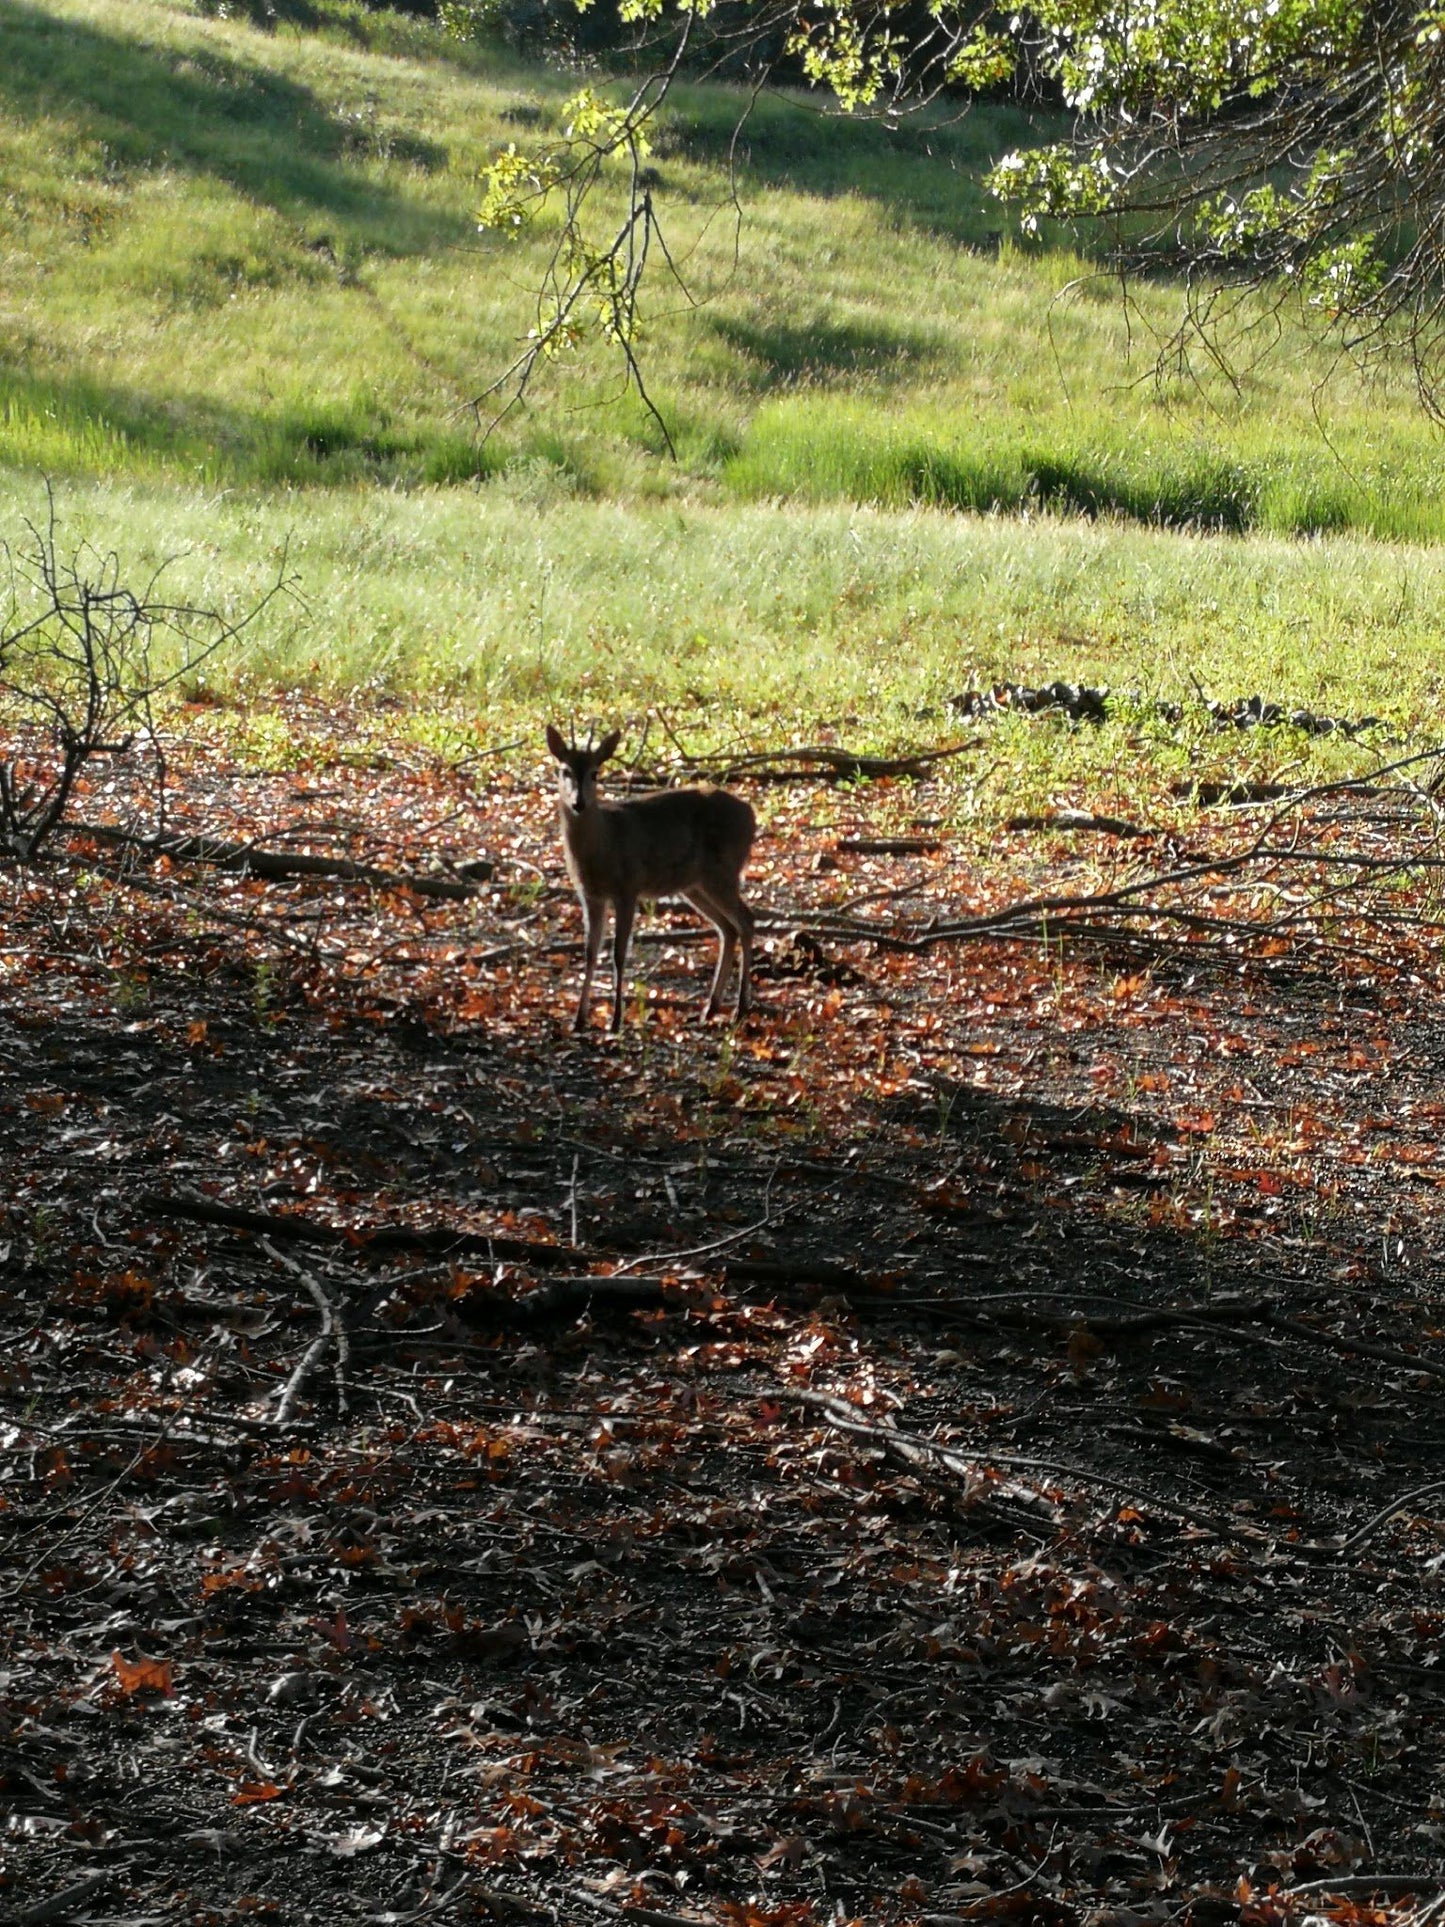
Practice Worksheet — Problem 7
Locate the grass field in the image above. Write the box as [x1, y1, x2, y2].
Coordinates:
[6, 470, 1442, 817]
[4, 0, 1445, 535]
[4, 0, 1445, 773]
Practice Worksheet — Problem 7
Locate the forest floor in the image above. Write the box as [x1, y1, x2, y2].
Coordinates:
[6, 703, 1445, 1927]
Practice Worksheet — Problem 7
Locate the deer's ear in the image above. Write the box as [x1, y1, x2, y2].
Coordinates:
[545, 724, 569, 762]
[596, 729, 622, 764]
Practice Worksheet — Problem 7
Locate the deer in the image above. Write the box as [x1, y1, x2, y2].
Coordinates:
[545, 725, 757, 1034]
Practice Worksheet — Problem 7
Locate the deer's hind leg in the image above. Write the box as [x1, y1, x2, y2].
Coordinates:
[712, 879, 755, 1015]
[682, 882, 739, 1017]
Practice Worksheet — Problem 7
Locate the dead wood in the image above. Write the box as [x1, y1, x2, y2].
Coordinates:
[1335, 1476, 1445, 1556]
[268, 1292, 336, 1428]
[1104, 1420, 1246, 1464]
[924, 1294, 1273, 1338]
[724, 1255, 880, 1291]
[1262, 1311, 1445, 1384]
[127, 1194, 1445, 1388]
[347, 1277, 673, 1345]
[774, 1387, 1232, 1536]
[139, 1188, 603, 1267]
[71, 822, 486, 900]
[1280, 1875, 1442, 1898]
[506, 1275, 672, 1321]
[261, 1238, 349, 1422]
[17, 1872, 112, 1925]
[681, 741, 979, 784]
[836, 836, 945, 855]
[1004, 810, 1152, 839]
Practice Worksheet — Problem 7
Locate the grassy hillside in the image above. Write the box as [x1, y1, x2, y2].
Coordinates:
[4, 0, 1445, 538]
[5, 0, 1445, 772]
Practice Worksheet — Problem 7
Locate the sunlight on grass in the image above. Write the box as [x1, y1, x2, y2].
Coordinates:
[11, 473, 1445, 740]
[6, 0, 1445, 809]
[1, 0, 1443, 536]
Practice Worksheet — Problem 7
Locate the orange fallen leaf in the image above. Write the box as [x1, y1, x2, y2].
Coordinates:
[111, 1651, 174, 1698]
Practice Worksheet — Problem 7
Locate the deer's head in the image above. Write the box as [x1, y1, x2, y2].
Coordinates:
[546, 725, 621, 814]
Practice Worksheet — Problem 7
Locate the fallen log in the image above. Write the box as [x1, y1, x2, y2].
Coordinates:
[1004, 809, 1152, 840]
[139, 1189, 598, 1267]
[70, 822, 488, 900]
[836, 836, 944, 855]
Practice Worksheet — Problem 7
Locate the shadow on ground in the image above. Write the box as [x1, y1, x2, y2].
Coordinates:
[712, 314, 947, 391]
[5, 915, 1444, 1921]
[0, 0, 464, 253]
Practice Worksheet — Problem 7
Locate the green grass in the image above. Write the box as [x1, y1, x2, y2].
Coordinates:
[1, 0, 1444, 537]
[6, 0, 1445, 806]
[12, 470, 1445, 733]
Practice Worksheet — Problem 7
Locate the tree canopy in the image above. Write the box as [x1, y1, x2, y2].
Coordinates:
[459, 0, 1445, 425]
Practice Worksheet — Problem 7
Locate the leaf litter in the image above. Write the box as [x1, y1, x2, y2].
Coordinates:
[4, 699, 1445, 1927]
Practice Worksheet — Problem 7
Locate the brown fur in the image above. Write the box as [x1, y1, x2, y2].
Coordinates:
[546, 726, 757, 1033]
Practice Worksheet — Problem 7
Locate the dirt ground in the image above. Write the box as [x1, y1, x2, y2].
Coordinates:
[5, 714, 1445, 1927]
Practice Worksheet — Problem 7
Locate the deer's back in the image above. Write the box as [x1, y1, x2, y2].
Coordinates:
[564, 785, 754, 898]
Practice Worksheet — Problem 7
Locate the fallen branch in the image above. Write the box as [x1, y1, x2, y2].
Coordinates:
[140, 1188, 602, 1267]
[1279, 1874, 1442, 1900]
[262, 1238, 349, 1421]
[773, 1387, 1230, 1536]
[837, 835, 945, 855]
[1335, 1476, 1445, 1557]
[263, 1239, 343, 1426]
[725, 1255, 882, 1291]
[1263, 1312, 1445, 1385]
[347, 1275, 676, 1345]
[1004, 809, 1152, 839]
[17, 1873, 112, 1926]
[680, 741, 979, 784]
[501, 1275, 672, 1322]
[71, 822, 487, 900]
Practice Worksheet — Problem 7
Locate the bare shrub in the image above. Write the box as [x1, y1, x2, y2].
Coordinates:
[0, 492, 290, 861]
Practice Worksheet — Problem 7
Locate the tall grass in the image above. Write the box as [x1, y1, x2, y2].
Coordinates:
[11, 473, 1444, 730]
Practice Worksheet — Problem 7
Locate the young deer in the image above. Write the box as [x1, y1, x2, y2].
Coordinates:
[546, 725, 757, 1033]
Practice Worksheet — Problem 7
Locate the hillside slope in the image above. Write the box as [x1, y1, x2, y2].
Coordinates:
[4, 0, 1445, 537]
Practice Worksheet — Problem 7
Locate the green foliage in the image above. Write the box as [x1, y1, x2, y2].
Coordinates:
[977, 0, 1445, 387]
[455, 0, 1445, 404]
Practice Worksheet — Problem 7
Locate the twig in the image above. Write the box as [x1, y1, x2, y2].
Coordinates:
[261, 1238, 349, 1421]
[610, 1193, 787, 1277]
[0, 1407, 185, 1600]
[263, 1239, 339, 1428]
[1336, 1477, 1445, 1556]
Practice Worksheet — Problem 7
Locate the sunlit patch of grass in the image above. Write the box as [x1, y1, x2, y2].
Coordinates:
[4, 0, 1445, 834]
[10, 471, 1443, 808]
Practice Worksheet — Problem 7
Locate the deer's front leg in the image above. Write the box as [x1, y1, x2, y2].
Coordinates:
[610, 895, 636, 1034]
[574, 895, 607, 1031]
